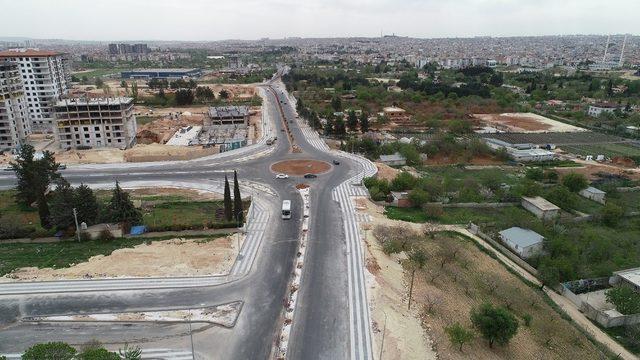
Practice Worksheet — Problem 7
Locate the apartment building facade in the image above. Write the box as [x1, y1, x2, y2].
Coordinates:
[0, 61, 30, 150]
[54, 97, 137, 149]
[0, 49, 71, 133]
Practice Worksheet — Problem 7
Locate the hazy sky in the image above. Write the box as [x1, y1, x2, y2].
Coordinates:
[2, 0, 638, 41]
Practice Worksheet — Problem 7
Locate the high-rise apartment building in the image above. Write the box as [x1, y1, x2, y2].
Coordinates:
[0, 61, 30, 150]
[0, 49, 70, 133]
[54, 97, 137, 149]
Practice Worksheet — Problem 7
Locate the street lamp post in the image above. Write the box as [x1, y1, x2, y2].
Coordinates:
[72, 208, 80, 242]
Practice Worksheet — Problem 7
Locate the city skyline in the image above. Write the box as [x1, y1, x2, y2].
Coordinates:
[2, 0, 639, 41]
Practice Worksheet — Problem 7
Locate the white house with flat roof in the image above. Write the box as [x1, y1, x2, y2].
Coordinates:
[499, 226, 545, 258]
[579, 186, 606, 204]
[612, 268, 640, 293]
[521, 196, 560, 220]
[379, 152, 406, 166]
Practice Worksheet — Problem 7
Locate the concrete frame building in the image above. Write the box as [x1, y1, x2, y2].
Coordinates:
[54, 97, 137, 149]
[208, 106, 250, 126]
[0, 61, 31, 150]
[0, 49, 70, 133]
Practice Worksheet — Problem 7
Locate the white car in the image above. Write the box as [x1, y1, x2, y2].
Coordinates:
[275, 173, 289, 179]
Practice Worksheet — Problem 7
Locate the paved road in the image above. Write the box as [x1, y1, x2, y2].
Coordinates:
[0, 75, 376, 359]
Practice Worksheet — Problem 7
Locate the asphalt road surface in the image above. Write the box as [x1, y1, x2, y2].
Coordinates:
[0, 76, 371, 359]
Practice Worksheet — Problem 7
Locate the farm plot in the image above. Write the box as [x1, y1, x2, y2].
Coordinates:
[561, 143, 640, 158]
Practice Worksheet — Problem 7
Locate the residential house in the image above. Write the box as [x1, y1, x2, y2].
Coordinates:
[499, 226, 545, 258]
[521, 196, 560, 220]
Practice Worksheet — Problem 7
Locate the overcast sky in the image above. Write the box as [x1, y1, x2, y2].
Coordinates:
[2, 0, 638, 41]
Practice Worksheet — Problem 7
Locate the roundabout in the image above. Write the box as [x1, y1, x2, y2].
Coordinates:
[270, 159, 332, 176]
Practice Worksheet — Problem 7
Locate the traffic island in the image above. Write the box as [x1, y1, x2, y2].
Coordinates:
[270, 159, 331, 176]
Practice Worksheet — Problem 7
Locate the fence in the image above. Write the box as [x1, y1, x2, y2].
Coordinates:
[468, 223, 539, 277]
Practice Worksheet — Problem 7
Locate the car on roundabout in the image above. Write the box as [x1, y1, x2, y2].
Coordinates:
[275, 173, 289, 179]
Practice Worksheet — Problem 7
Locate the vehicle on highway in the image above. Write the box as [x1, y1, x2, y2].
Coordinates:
[58, 164, 67, 170]
[332, 160, 340, 165]
[275, 173, 289, 179]
[281, 200, 292, 220]
[266, 138, 274, 145]
[304, 173, 317, 179]
[3, 166, 13, 171]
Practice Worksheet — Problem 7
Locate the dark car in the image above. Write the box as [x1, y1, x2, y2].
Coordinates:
[303, 173, 317, 179]
[332, 160, 340, 165]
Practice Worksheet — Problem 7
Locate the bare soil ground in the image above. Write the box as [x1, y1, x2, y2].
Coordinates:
[2, 236, 240, 281]
[423, 154, 504, 166]
[472, 113, 586, 133]
[357, 199, 607, 360]
[555, 162, 640, 181]
[375, 162, 401, 181]
[271, 159, 331, 175]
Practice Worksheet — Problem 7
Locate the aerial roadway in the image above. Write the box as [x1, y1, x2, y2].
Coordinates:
[0, 73, 375, 360]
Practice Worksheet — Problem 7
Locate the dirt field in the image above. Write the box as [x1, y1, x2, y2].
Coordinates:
[472, 113, 587, 133]
[357, 199, 607, 360]
[271, 159, 332, 175]
[2, 236, 240, 281]
[555, 162, 640, 181]
[423, 154, 504, 166]
[375, 162, 401, 181]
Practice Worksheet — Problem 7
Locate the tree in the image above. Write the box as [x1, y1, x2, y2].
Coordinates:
[94, 77, 104, 88]
[347, 110, 358, 132]
[22, 342, 76, 360]
[561, 172, 589, 192]
[105, 181, 142, 226]
[11, 145, 59, 228]
[334, 116, 346, 137]
[78, 347, 119, 360]
[545, 185, 575, 211]
[606, 286, 640, 315]
[233, 170, 243, 224]
[74, 184, 100, 226]
[359, 111, 370, 133]
[331, 96, 342, 111]
[525, 167, 544, 181]
[118, 344, 142, 360]
[219, 89, 230, 99]
[600, 202, 624, 227]
[49, 178, 76, 230]
[130, 81, 138, 100]
[11, 144, 59, 207]
[406, 247, 427, 310]
[175, 89, 194, 105]
[470, 303, 519, 348]
[408, 189, 429, 208]
[223, 175, 233, 221]
[195, 86, 214, 102]
[120, 80, 128, 89]
[445, 322, 475, 352]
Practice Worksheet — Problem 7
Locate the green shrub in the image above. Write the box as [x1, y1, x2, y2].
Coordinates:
[606, 286, 640, 315]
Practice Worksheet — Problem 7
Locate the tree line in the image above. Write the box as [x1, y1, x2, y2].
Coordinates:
[8, 144, 142, 237]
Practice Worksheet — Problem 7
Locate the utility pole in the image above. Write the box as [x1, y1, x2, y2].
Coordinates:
[379, 310, 388, 360]
[72, 208, 80, 242]
[188, 309, 195, 360]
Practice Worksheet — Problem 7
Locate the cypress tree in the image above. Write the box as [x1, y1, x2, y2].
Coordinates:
[74, 183, 99, 225]
[223, 175, 233, 221]
[49, 178, 75, 230]
[106, 180, 142, 226]
[233, 170, 243, 224]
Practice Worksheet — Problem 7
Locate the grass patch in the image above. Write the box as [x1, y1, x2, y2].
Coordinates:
[0, 190, 56, 239]
[136, 115, 155, 126]
[563, 143, 640, 159]
[0, 233, 229, 277]
[602, 326, 640, 355]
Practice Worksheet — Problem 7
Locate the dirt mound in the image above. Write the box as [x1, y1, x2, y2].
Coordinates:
[136, 129, 161, 144]
[295, 183, 310, 189]
[271, 159, 331, 176]
[612, 156, 636, 167]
